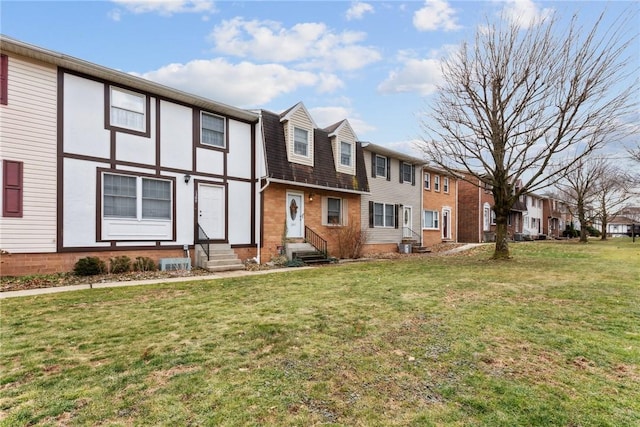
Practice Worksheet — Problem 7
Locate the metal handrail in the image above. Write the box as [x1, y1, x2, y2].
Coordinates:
[402, 226, 422, 245]
[197, 224, 210, 261]
[304, 226, 327, 256]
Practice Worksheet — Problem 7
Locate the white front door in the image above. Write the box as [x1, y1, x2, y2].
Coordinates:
[198, 184, 225, 239]
[402, 206, 412, 238]
[286, 192, 304, 238]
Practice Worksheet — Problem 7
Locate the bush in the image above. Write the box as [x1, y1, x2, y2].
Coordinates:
[73, 256, 106, 276]
[109, 256, 131, 274]
[330, 217, 368, 259]
[285, 258, 306, 268]
[586, 225, 601, 237]
[133, 256, 157, 272]
[563, 223, 579, 238]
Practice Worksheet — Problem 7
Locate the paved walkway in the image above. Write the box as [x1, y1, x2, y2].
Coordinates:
[1, 244, 486, 299]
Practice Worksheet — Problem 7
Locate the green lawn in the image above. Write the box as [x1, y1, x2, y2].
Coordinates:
[1, 239, 639, 426]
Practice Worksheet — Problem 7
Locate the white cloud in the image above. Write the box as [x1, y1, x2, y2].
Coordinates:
[310, 106, 376, 136]
[498, 0, 554, 28]
[208, 18, 381, 71]
[135, 59, 320, 107]
[413, 0, 462, 32]
[346, 2, 374, 21]
[110, 0, 215, 17]
[377, 57, 444, 96]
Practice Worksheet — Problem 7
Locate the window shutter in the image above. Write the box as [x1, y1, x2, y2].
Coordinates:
[3, 160, 23, 217]
[0, 54, 8, 105]
[399, 162, 404, 183]
[371, 154, 376, 178]
[394, 204, 399, 229]
[386, 157, 391, 181]
[369, 201, 374, 228]
[411, 165, 416, 186]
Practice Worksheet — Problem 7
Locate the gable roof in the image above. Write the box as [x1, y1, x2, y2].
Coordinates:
[261, 109, 369, 193]
[0, 35, 258, 123]
[279, 102, 318, 128]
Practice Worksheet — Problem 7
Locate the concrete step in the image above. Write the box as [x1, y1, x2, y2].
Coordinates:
[203, 258, 244, 267]
[204, 264, 246, 272]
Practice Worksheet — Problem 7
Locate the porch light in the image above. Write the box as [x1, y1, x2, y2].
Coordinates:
[184, 174, 191, 184]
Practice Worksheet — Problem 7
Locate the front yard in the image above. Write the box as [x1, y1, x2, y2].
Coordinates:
[1, 239, 638, 426]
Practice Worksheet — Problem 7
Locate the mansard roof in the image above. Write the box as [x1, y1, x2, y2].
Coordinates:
[261, 109, 369, 193]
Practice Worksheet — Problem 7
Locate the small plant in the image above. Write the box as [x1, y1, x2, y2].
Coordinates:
[73, 256, 106, 276]
[330, 216, 368, 259]
[109, 256, 131, 274]
[285, 258, 305, 268]
[133, 256, 157, 272]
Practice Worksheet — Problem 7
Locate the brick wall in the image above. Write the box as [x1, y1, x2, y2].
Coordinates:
[457, 180, 481, 243]
[422, 175, 459, 247]
[261, 183, 362, 261]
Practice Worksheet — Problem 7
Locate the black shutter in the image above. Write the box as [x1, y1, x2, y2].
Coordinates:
[371, 154, 376, 178]
[369, 201, 374, 228]
[411, 165, 416, 186]
[394, 204, 399, 229]
[386, 157, 391, 181]
[399, 162, 404, 183]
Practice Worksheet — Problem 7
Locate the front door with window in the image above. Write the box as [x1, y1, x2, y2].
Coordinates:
[198, 184, 225, 239]
[286, 192, 304, 238]
[402, 206, 412, 238]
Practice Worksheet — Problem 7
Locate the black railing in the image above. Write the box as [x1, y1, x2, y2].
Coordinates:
[305, 226, 327, 256]
[197, 224, 210, 261]
[402, 226, 422, 245]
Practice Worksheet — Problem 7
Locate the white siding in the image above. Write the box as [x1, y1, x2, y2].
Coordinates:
[361, 150, 422, 244]
[332, 122, 357, 176]
[115, 100, 156, 164]
[160, 100, 192, 170]
[285, 107, 314, 166]
[196, 148, 224, 175]
[0, 54, 58, 253]
[63, 74, 111, 158]
[227, 120, 253, 180]
[228, 180, 252, 244]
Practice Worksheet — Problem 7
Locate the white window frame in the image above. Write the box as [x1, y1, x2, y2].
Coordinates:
[340, 141, 352, 167]
[373, 202, 394, 228]
[375, 155, 387, 178]
[424, 172, 431, 190]
[323, 196, 348, 226]
[423, 210, 439, 230]
[294, 127, 309, 157]
[109, 86, 146, 132]
[103, 173, 171, 221]
[201, 111, 226, 148]
[434, 175, 440, 192]
[443, 177, 449, 193]
[401, 162, 413, 183]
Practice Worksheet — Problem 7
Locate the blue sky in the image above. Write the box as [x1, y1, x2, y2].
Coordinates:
[2, 0, 638, 159]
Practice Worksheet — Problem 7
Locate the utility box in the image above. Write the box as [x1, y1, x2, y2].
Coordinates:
[398, 243, 412, 254]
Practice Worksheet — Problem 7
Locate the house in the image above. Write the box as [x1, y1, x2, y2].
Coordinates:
[457, 178, 528, 243]
[257, 103, 369, 262]
[359, 143, 424, 254]
[598, 215, 637, 237]
[542, 196, 571, 238]
[0, 36, 259, 276]
[422, 166, 458, 247]
[522, 194, 544, 239]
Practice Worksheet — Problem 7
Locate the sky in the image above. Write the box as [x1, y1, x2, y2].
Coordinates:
[1, 0, 638, 161]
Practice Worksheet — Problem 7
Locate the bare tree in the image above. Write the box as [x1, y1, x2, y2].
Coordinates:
[592, 162, 634, 240]
[418, 10, 638, 258]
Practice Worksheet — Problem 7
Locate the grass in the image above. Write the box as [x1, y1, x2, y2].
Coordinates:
[1, 239, 639, 426]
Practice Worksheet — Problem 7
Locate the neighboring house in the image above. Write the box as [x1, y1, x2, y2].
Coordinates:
[457, 178, 528, 243]
[0, 36, 259, 276]
[596, 215, 637, 237]
[457, 178, 496, 243]
[422, 166, 458, 246]
[257, 103, 369, 261]
[359, 143, 424, 254]
[542, 196, 571, 238]
[522, 194, 544, 239]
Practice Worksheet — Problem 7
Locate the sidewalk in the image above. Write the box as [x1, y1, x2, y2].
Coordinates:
[0, 266, 313, 299]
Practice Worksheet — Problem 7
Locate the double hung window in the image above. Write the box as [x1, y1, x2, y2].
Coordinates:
[340, 141, 352, 166]
[294, 127, 309, 156]
[373, 202, 395, 227]
[201, 112, 225, 148]
[103, 173, 171, 220]
[423, 210, 439, 229]
[110, 87, 146, 132]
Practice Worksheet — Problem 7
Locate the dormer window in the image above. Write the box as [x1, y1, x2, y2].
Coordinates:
[340, 141, 352, 166]
[294, 127, 309, 157]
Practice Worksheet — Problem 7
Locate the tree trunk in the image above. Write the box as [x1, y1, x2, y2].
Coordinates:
[600, 217, 608, 240]
[492, 210, 510, 259]
[577, 200, 588, 243]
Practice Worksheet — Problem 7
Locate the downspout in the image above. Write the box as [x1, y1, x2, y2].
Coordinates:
[256, 178, 271, 264]
[478, 180, 482, 243]
[455, 178, 459, 243]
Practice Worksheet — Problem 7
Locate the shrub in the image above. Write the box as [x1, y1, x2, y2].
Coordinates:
[109, 256, 131, 274]
[73, 256, 106, 276]
[329, 217, 368, 259]
[563, 223, 579, 238]
[285, 258, 306, 268]
[133, 256, 157, 272]
[586, 225, 601, 237]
